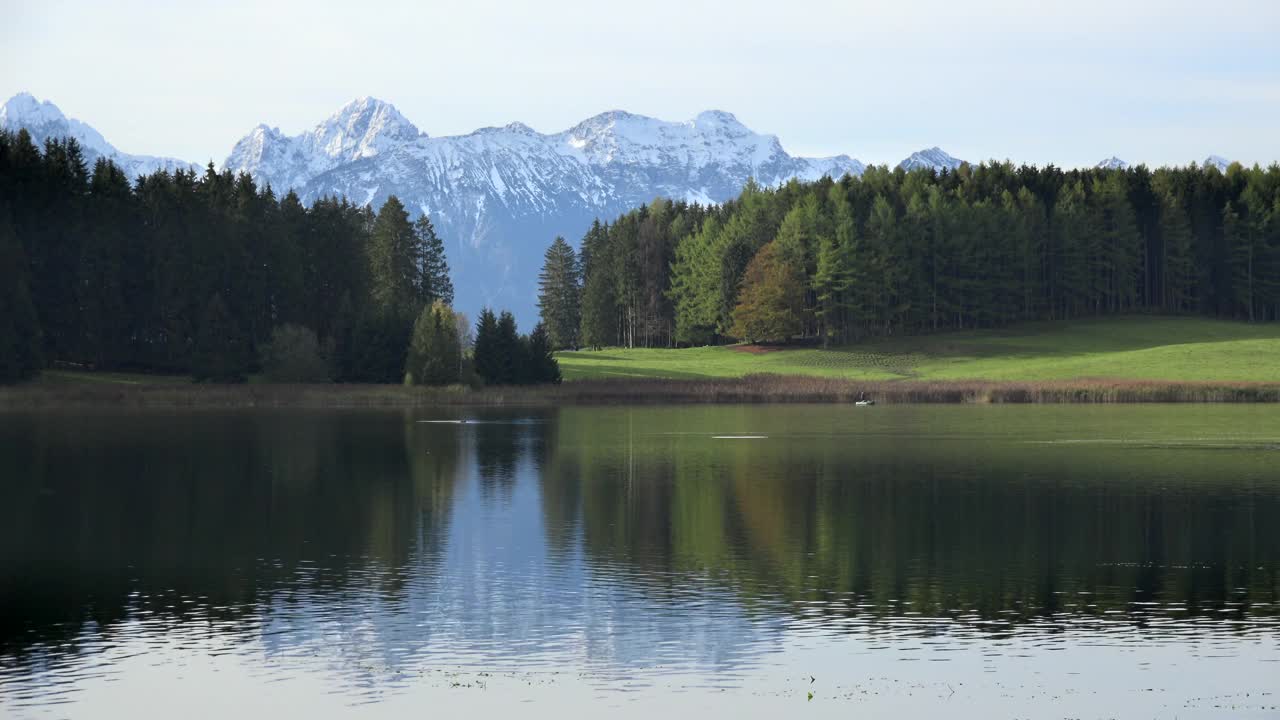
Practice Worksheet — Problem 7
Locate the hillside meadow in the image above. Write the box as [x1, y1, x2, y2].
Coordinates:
[557, 316, 1280, 382]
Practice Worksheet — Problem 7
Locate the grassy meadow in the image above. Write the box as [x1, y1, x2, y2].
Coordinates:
[557, 316, 1280, 382]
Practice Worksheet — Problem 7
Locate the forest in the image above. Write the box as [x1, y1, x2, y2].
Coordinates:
[0, 129, 557, 385]
[5, 124, 1280, 388]
[536, 159, 1280, 349]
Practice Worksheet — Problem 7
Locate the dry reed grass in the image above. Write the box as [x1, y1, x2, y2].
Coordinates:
[2, 373, 1278, 410]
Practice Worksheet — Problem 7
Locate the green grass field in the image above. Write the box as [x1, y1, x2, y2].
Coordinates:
[557, 316, 1280, 383]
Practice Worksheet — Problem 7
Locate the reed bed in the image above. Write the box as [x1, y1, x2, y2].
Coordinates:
[3, 373, 1279, 410]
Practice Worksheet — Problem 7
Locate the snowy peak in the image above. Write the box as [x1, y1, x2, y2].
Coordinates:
[222, 96, 424, 193]
[1, 92, 113, 158]
[559, 109, 786, 170]
[310, 96, 422, 161]
[1, 92, 196, 178]
[1096, 156, 1128, 170]
[898, 147, 965, 172]
[1203, 155, 1231, 172]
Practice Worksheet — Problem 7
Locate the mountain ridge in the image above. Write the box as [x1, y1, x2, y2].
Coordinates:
[0, 92, 197, 178]
[215, 97, 870, 318]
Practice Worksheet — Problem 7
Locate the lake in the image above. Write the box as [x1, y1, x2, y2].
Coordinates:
[1, 405, 1277, 718]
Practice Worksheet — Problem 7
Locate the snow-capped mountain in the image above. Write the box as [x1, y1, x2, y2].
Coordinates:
[0, 92, 196, 178]
[1203, 155, 1231, 172]
[1096, 157, 1128, 170]
[222, 99, 866, 321]
[224, 97, 424, 195]
[897, 147, 965, 172]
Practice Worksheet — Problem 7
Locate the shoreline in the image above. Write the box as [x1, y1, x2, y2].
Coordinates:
[3, 374, 1279, 409]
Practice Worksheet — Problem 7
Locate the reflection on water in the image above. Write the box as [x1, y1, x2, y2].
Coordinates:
[1, 405, 1278, 718]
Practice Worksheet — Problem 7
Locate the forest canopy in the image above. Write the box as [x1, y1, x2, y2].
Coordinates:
[553, 161, 1280, 349]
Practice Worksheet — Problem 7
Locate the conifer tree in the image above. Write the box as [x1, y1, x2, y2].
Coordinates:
[537, 236, 581, 349]
[495, 311, 520, 384]
[415, 215, 453, 306]
[367, 196, 420, 316]
[473, 308, 501, 385]
[524, 322, 562, 384]
[1159, 191, 1198, 313]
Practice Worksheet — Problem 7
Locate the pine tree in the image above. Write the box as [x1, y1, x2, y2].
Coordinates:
[473, 308, 501, 385]
[579, 221, 617, 348]
[524, 322, 562, 384]
[495, 311, 520, 384]
[537, 236, 581, 350]
[367, 196, 420, 317]
[405, 300, 462, 385]
[1159, 191, 1197, 313]
[79, 159, 135, 369]
[415, 214, 453, 306]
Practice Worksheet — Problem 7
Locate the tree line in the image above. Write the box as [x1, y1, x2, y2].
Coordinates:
[0, 129, 558, 385]
[536, 161, 1280, 347]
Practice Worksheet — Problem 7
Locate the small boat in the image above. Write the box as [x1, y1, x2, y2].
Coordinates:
[855, 399, 875, 407]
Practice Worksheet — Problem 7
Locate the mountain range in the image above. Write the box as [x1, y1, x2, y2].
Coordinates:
[0, 92, 198, 178]
[0, 91, 1238, 323]
[217, 97, 878, 319]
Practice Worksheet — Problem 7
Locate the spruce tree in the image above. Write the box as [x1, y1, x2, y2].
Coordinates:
[495, 311, 520, 384]
[537, 236, 581, 349]
[525, 322, 562, 384]
[415, 215, 454, 306]
[579, 221, 617, 348]
[367, 196, 420, 316]
[473, 308, 500, 385]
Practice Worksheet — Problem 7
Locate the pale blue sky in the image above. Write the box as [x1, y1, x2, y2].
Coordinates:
[3, 0, 1278, 168]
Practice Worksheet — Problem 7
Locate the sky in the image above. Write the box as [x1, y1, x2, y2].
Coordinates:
[2, 0, 1279, 169]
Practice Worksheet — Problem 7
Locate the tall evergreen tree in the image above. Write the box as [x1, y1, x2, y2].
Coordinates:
[367, 196, 421, 316]
[494, 310, 521, 384]
[473, 308, 501, 385]
[579, 221, 618, 348]
[524, 322, 562, 384]
[415, 214, 453, 306]
[537, 236, 581, 350]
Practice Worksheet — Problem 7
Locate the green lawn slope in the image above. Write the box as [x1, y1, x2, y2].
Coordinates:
[558, 316, 1280, 383]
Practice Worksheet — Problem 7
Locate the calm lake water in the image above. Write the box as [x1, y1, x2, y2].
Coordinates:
[1, 405, 1278, 718]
